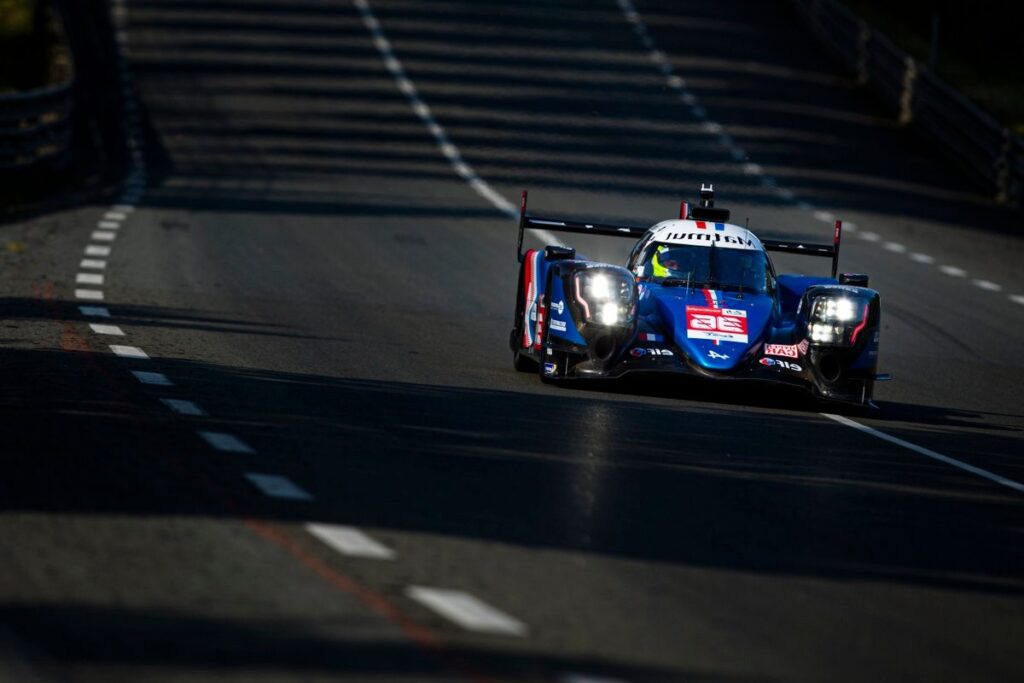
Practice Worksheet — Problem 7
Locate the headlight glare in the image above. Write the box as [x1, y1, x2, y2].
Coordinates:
[574, 268, 636, 327]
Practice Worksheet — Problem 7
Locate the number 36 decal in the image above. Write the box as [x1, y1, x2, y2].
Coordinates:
[686, 306, 748, 343]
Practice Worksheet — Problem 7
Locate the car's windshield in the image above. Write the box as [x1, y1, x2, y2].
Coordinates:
[639, 242, 768, 293]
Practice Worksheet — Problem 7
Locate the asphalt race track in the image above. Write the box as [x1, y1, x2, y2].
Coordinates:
[2, 1, 1023, 681]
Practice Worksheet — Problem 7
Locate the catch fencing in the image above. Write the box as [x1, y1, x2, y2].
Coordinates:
[791, 0, 1023, 206]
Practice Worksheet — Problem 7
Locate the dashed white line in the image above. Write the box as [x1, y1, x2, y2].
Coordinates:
[972, 279, 1002, 291]
[1011, 294, 1024, 306]
[160, 398, 206, 416]
[76, 273, 104, 285]
[97, 221, 121, 230]
[75, 289, 104, 300]
[91, 231, 117, 242]
[89, 324, 124, 336]
[909, 252, 935, 264]
[305, 523, 396, 560]
[110, 345, 149, 359]
[883, 242, 906, 253]
[940, 265, 967, 277]
[79, 305, 110, 317]
[85, 245, 112, 257]
[406, 587, 527, 636]
[132, 371, 172, 386]
[812, 210, 835, 222]
[244, 473, 313, 501]
[80, 259, 106, 269]
[823, 414, 1024, 495]
[857, 231, 881, 242]
[199, 431, 255, 453]
[111, 204, 134, 213]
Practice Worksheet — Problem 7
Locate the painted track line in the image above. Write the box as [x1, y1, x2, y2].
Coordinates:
[351, 0, 561, 246]
[823, 414, 1024, 495]
[91, 230, 117, 242]
[199, 431, 255, 453]
[131, 371, 172, 386]
[244, 473, 313, 501]
[110, 344, 149, 359]
[85, 245, 112, 257]
[75, 289, 104, 301]
[89, 324, 124, 336]
[80, 259, 107, 269]
[306, 523, 396, 560]
[76, 273, 104, 285]
[160, 398, 206, 416]
[406, 587, 527, 636]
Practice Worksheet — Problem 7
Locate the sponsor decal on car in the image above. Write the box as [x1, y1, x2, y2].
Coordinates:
[707, 349, 729, 360]
[639, 332, 663, 342]
[550, 319, 567, 332]
[551, 300, 565, 315]
[686, 306, 748, 344]
[631, 348, 673, 357]
[543, 362, 557, 375]
[759, 358, 802, 372]
[764, 343, 800, 359]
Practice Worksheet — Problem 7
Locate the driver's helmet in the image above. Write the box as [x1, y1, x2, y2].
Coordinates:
[651, 245, 681, 278]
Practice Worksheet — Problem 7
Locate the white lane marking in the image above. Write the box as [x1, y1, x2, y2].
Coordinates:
[972, 279, 1002, 291]
[823, 414, 1024, 495]
[1011, 294, 1024, 305]
[742, 162, 761, 175]
[199, 431, 255, 453]
[85, 245, 112, 256]
[909, 252, 935, 264]
[75, 289, 104, 300]
[111, 204, 134, 213]
[812, 210, 834, 222]
[76, 273, 104, 285]
[80, 259, 107, 269]
[91, 231, 117, 242]
[352, 1, 525, 220]
[883, 242, 906, 253]
[79, 305, 110, 317]
[98, 221, 121, 230]
[132, 371, 172, 386]
[406, 587, 527, 636]
[305, 523, 396, 560]
[843, 221, 858, 231]
[104, 211, 127, 221]
[160, 398, 206, 416]
[940, 265, 967, 277]
[245, 473, 313, 501]
[110, 344, 149, 359]
[89, 324, 124, 336]
[858, 231, 880, 242]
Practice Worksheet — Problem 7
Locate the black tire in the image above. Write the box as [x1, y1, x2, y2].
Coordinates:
[513, 350, 538, 372]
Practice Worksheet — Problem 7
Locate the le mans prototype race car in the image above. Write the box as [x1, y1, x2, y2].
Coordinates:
[510, 185, 888, 406]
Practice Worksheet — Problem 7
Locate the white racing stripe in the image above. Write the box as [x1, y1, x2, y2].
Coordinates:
[823, 414, 1024, 495]
[305, 523, 396, 559]
[110, 345, 149, 359]
[406, 586, 527, 636]
[160, 398, 206, 416]
[199, 431, 255, 453]
[89, 324, 124, 336]
[351, 0, 561, 246]
[131, 371, 172, 386]
[244, 473, 313, 501]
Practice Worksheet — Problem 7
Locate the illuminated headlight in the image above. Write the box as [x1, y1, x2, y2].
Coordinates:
[808, 295, 869, 346]
[574, 268, 636, 327]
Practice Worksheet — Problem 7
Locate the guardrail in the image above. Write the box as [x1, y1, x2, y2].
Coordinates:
[0, 3, 74, 172]
[791, 0, 1023, 206]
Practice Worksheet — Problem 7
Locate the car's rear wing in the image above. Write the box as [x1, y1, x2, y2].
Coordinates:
[762, 220, 843, 278]
[517, 191, 647, 262]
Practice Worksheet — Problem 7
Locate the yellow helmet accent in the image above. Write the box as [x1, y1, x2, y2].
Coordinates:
[651, 245, 670, 278]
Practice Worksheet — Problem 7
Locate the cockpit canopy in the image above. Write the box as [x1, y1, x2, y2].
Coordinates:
[635, 242, 771, 294]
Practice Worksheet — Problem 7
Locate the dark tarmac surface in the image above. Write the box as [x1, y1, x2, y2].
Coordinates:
[1, 1, 1022, 681]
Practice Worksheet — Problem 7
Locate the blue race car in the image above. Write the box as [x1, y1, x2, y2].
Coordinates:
[510, 185, 887, 406]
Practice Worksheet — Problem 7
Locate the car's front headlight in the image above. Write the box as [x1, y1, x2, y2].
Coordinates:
[807, 295, 870, 346]
[574, 268, 636, 327]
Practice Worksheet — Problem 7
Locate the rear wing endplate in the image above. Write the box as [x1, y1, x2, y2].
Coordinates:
[517, 190, 648, 262]
[762, 220, 843, 278]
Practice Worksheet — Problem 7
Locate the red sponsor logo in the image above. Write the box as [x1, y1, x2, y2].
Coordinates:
[764, 343, 799, 358]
